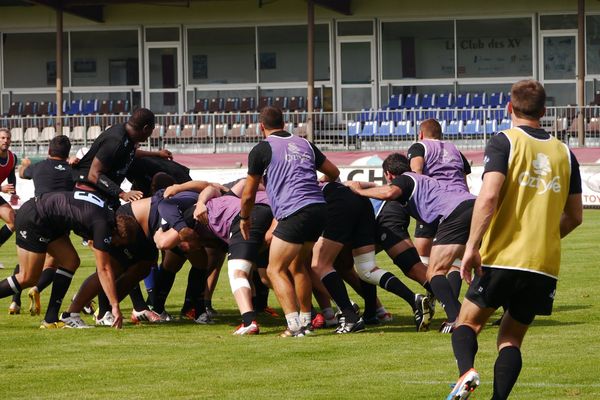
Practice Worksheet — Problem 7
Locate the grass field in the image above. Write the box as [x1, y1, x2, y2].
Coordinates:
[0, 210, 598, 399]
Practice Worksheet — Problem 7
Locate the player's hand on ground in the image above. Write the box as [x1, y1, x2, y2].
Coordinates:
[163, 184, 181, 198]
[111, 305, 123, 329]
[460, 246, 482, 285]
[1, 184, 15, 194]
[157, 149, 173, 160]
[120, 190, 144, 202]
[194, 202, 209, 224]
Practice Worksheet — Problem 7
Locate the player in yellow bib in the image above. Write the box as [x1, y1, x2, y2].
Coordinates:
[446, 80, 583, 400]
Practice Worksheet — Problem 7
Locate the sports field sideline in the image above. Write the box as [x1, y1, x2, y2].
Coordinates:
[0, 210, 597, 399]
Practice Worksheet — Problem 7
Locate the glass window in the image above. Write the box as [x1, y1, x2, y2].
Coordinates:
[381, 21, 454, 79]
[146, 27, 179, 42]
[587, 15, 600, 75]
[258, 24, 329, 82]
[187, 27, 256, 84]
[456, 18, 532, 78]
[543, 35, 576, 80]
[3, 32, 69, 88]
[337, 21, 373, 36]
[540, 15, 577, 30]
[71, 30, 139, 87]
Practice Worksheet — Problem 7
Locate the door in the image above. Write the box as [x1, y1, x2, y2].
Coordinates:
[540, 32, 577, 106]
[145, 44, 183, 114]
[336, 38, 377, 112]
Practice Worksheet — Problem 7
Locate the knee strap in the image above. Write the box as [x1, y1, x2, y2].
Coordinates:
[228, 259, 252, 293]
[354, 252, 385, 285]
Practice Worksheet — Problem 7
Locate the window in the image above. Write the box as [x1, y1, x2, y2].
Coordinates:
[456, 18, 532, 78]
[3, 32, 69, 88]
[540, 15, 577, 30]
[258, 24, 330, 82]
[337, 21, 373, 36]
[187, 27, 256, 84]
[587, 15, 600, 75]
[381, 21, 454, 79]
[70, 30, 139, 87]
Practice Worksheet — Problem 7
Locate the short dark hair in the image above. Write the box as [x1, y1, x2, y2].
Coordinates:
[151, 172, 176, 195]
[419, 119, 442, 139]
[382, 153, 410, 176]
[113, 214, 139, 246]
[510, 80, 546, 120]
[48, 135, 71, 159]
[259, 106, 284, 130]
[128, 107, 155, 131]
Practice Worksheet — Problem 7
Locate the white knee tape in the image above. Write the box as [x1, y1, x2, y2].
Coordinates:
[228, 259, 252, 293]
[354, 252, 385, 285]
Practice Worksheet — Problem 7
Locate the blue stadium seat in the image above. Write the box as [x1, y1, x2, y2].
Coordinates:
[347, 121, 361, 136]
[444, 120, 463, 137]
[455, 93, 470, 109]
[502, 92, 511, 106]
[498, 118, 511, 131]
[437, 93, 454, 108]
[439, 109, 455, 122]
[394, 120, 412, 136]
[421, 94, 436, 109]
[65, 99, 83, 115]
[374, 108, 388, 123]
[377, 121, 394, 135]
[82, 99, 99, 115]
[403, 93, 420, 109]
[471, 93, 486, 108]
[387, 94, 403, 110]
[388, 109, 405, 123]
[488, 92, 503, 108]
[484, 119, 497, 134]
[361, 121, 377, 136]
[358, 108, 373, 122]
[420, 108, 438, 120]
[463, 120, 480, 136]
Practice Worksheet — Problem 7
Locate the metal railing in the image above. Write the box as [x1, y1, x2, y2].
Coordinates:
[2, 106, 600, 156]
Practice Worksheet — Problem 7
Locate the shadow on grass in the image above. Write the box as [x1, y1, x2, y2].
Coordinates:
[552, 304, 592, 312]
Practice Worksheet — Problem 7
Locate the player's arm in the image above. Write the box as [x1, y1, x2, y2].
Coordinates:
[135, 148, 172, 160]
[560, 193, 583, 238]
[93, 248, 123, 329]
[88, 157, 129, 199]
[194, 185, 222, 224]
[7, 155, 18, 201]
[154, 228, 181, 250]
[345, 180, 402, 200]
[317, 159, 340, 182]
[407, 143, 425, 174]
[163, 180, 216, 198]
[18, 157, 32, 179]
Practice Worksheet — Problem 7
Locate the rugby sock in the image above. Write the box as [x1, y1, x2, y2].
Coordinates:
[321, 271, 356, 320]
[379, 272, 415, 308]
[144, 265, 157, 307]
[36, 267, 57, 292]
[129, 284, 148, 312]
[242, 311, 256, 327]
[205, 299, 212, 309]
[0, 276, 21, 298]
[184, 267, 207, 313]
[11, 265, 21, 306]
[451, 325, 478, 376]
[285, 312, 301, 332]
[422, 281, 433, 293]
[447, 270, 462, 298]
[300, 311, 312, 327]
[97, 290, 110, 316]
[153, 266, 176, 314]
[322, 307, 335, 321]
[359, 280, 378, 320]
[0, 225, 14, 246]
[430, 275, 461, 322]
[44, 268, 74, 323]
[492, 346, 522, 400]
[252, 270, 269, 311]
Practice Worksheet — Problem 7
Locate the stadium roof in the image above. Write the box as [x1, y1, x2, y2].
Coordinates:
[0, 0, 352, 23]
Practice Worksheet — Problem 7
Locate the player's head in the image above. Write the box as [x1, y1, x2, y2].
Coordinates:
[48, 135, 71, 159]
[112, 214, 139, 246]
[259, 106, 285, 132]
[382, 153, 410, 182]
[151, 172, 176, 195]
[127, 107, 156, 142]
[510, 79, 546, 120]
[0, 128, 12, 151]
[419, 119, 442, 140]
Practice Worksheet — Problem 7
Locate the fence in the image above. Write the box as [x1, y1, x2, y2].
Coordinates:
[2, 106, 599, 156]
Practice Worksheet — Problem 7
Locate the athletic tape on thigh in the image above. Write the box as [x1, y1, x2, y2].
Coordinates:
[354, 252, 385, 285]
[228, 259, 252, 293]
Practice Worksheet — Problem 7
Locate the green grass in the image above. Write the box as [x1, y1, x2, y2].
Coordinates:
[0, 211, 599, 399]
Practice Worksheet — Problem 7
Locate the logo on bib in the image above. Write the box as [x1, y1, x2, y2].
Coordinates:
[518, 153, 561, 194]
